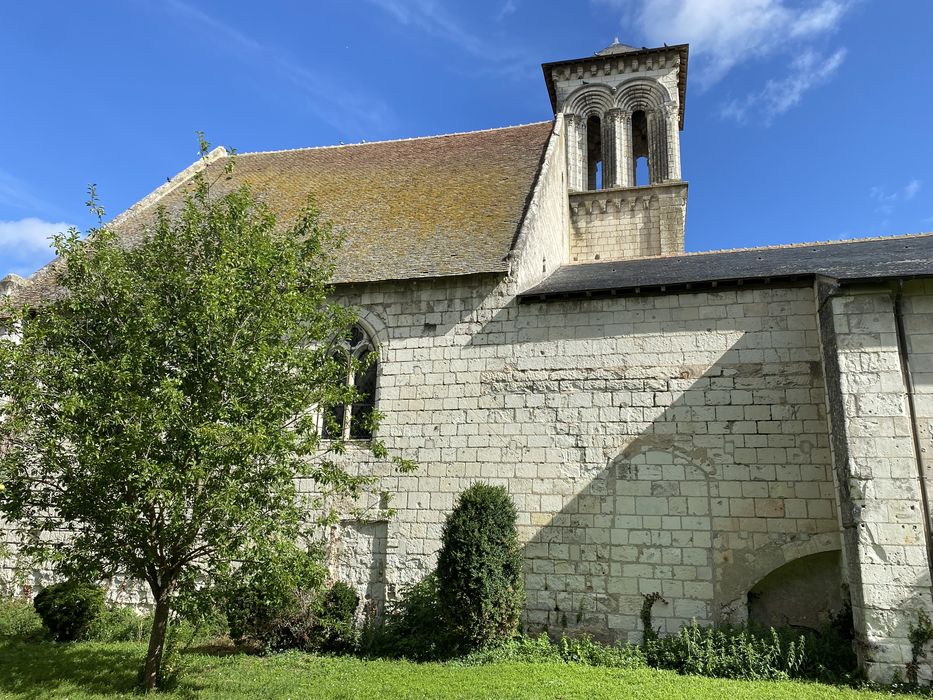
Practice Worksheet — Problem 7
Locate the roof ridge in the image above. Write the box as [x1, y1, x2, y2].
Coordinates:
[108, 146, 228, 229]
[626, 231, 933, 263]
[236, 121, 554, 157]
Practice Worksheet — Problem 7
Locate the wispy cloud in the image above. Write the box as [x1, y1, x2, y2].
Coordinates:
[0, 168, 51, 213]
[363, 0, 532, 75]
[159, 0, 396, 137]
[870, 180, 923, 222]
[721, 48, 846, 124]
[497, 0, 519, 22]
[595, 0, 853, 121]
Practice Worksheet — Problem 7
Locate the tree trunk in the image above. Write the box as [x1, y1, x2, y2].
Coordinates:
[141, 588, 171, 692]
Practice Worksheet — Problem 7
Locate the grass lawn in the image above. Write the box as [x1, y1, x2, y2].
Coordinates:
[0, 640, 920, 699]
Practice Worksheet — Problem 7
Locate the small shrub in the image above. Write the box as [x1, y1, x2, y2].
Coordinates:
[33, 581, 105, 642]
[316, 581, 359, 653]
[86, 605, 152, 642]
[646, 621, 806, 681]
[437, 483, 524, 653]
[360, 572, 458, 661]
[460, 633, 645, 669]
[557, 634, 645, 669]
[222, 543, 327, 652]
[459, 633, 560, 665]
[0, 597, 45, 640]
[221, 543, 362, 654]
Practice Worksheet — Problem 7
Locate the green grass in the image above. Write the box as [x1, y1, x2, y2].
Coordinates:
[0, 639, 921, 699]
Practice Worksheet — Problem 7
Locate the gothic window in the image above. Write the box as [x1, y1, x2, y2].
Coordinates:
[323, 324, 378, 440]
[586, 114, 603, 191]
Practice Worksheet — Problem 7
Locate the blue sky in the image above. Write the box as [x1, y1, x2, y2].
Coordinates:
[1, 0, 931, 278]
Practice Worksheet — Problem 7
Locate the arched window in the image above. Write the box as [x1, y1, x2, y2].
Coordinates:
[586, 114, 603, 191]
[323, 324, 378, 440]
[631, 110, 649, 186]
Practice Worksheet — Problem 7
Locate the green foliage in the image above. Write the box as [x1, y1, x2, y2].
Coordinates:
[85, 605, 152, 643]
[646, 621, 806, 681]
[222, 542, 327, 653]
[33, 581, 105, 642]
[436, 483, 524, 653]
[460, 633, 645, 670]
[0, 136, 414, 688]
[0, 639, 912, 700]
[360, 572, 458, 661]
[907, 610, 933, 684]
[317, 581, 360, 653]
[0, 597, 44, 640]
[640, 591, 666, 644]
[221, 541, 357, 654]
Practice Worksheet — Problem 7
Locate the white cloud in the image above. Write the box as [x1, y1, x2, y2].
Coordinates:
[613, 0, 852, 88]
[595, 0, 853, 122]
[0, 218, 71, 254]
[905, 179, 922, 200]
[721, 48, 846, 123]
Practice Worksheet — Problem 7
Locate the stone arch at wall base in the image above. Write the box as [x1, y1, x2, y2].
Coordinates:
[715, 532, 842, 625]
[748, 550, 844, 630]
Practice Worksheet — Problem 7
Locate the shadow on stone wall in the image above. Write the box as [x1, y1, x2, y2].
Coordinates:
[468, 289, 843, 642]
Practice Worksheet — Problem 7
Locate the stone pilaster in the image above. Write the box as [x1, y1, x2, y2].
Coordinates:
[817, 283, 933, 683]
[565, 114, 586, 192]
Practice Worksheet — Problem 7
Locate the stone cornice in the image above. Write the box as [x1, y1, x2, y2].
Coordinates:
[568, 182, 688, 216]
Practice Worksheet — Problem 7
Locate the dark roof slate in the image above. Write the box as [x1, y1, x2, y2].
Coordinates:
[520, 233, 933, 301]
[11, 122, 554, 307]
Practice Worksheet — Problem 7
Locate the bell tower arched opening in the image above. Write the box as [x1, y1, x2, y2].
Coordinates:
[586, 114, 603, 190]
[631, 110, 649, 186]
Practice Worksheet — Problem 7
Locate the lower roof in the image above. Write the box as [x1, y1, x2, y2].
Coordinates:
[520, 233, 933, 302]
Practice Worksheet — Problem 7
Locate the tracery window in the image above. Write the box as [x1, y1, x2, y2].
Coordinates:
[323, 323, 377, 440]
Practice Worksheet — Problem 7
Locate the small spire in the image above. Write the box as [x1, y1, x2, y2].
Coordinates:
[595, 38, 639, 56]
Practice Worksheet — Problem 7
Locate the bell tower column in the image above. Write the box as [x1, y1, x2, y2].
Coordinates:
[603, 108, 633, 189]
[647, 108, 668, 184]
[664, 101, 682, 181]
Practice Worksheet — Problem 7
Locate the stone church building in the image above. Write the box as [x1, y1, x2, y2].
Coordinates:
[4, 40, 933, 681]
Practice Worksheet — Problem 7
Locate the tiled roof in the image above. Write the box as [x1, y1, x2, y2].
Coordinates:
[10, 122, 554, 307]
[520, 233, 933, 301]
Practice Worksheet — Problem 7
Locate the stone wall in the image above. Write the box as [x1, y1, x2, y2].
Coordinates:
[508, 115, 570, 291]
[330, 275, 838, 641]
[568, 182, 687, 263]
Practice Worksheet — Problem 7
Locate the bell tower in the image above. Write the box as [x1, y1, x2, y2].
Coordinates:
[543, 40, 689, 262]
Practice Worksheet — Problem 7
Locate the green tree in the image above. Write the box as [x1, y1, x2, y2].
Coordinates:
[436, 483, 524, 652]
[0, 139, 412, 691]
